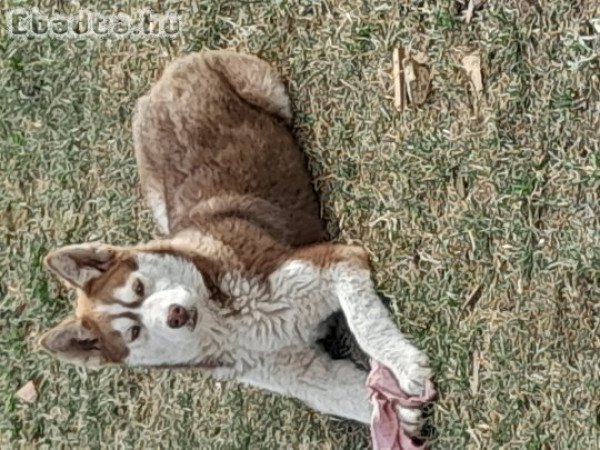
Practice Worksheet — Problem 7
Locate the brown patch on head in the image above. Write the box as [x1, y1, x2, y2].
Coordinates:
[80, 315, 129, 363]
[71, 254, 138, 319]
[86, 256, 137, 300]
[41, 243, 138, 366]
[39, 314, 129, 367]
[45, 244, 138, 301]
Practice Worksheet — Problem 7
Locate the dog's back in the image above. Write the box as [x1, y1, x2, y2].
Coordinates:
[132, 51, 325, 246]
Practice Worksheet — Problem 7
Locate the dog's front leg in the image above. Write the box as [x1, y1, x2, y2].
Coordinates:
[237, 346, 371, 423]
[333, 263, 432, 397]
[289, 244, 433, 433]
[292, 244, 432, 396]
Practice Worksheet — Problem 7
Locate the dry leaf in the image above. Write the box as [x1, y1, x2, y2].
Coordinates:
[464, 0, 475, 24]
[403, 58, 416, 104]
[464, 283, 484, 309]
[405, 59, 431, 106]
[392, 48, 431, 110]
[414, 63, 431, 105]
[462, 52, 483, 93]
[16, 380, 38, 404]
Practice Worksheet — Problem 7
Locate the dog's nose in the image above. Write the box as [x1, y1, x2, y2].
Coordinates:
[167, 304, 190, 329]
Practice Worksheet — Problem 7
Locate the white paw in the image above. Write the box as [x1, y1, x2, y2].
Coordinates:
[396, 404, 423, 435]
[392, 348, 432, 397]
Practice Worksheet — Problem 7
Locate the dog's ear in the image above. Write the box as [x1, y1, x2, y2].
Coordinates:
[38, 317, 108, 368]
[44, 244, 116, 290]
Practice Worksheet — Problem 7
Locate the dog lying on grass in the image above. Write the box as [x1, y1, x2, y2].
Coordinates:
[40, 50, 433, 436]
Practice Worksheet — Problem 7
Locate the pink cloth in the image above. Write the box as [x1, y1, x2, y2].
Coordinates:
[367, 360, 436, 450]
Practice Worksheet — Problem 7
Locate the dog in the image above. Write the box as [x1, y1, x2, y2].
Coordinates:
[40, 50, 433, 434]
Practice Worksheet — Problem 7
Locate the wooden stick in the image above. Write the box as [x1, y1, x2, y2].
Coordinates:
[393, 48, 405, 111]
[471, 350, 480, 396]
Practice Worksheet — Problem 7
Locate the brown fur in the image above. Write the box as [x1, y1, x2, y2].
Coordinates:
[86, 256, 138, 302]
[132, 51, 326, 245]
[40, 312, 129, 365]
[292, 244, 371, 270]
[130, 51, 361, 282]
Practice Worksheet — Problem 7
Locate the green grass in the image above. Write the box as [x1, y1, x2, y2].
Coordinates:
[1, 0, 599, 448]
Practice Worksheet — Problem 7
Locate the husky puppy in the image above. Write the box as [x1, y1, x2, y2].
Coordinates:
[40, 51, 432, 433]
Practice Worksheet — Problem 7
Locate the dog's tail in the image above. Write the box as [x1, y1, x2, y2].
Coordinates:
[203, 50, 293, 123]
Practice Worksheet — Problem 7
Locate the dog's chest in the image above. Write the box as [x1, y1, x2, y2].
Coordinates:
[220, 260, 337, 353]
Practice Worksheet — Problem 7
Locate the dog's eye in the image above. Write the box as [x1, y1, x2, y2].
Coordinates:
[133, 279, 144, 297]
[129, 325, 141, 342]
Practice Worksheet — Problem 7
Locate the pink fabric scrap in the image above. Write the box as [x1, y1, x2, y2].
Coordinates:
[367, 360, 436, 450]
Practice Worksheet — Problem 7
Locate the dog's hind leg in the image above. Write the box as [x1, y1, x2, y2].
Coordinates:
[238, 346, 371, 423]
[203, 50, 293, 123]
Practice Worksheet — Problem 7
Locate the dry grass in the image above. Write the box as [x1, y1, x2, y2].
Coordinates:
[1, 1, 599, 448]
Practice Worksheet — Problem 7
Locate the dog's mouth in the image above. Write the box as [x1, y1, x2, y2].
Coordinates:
[187, 307, 198, 331]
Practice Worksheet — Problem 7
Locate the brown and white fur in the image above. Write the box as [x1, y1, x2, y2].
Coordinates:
[40, 51, 432, 433]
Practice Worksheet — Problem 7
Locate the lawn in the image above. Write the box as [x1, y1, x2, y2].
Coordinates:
[1, 1, 599, 448]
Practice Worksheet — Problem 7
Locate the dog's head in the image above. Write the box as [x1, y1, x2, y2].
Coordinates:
[39, 243, 223, 368]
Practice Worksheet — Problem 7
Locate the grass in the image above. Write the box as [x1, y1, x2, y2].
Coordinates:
[1, 0, 599, 448]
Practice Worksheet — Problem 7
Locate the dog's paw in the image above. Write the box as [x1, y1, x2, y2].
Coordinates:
[392, 348, 432, 397]
[396, 404, 423, 435]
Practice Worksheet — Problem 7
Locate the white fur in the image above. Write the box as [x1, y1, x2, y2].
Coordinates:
[101, 252, 227, 366]
[232, 261, 431, 427]
[97, 251, 430, 428]
[112, 275, 140, 305]
[221, 261, 337, 351]
[331, 264, 432, 430]
[332, 265, 432, 396]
